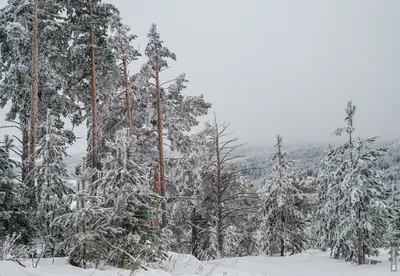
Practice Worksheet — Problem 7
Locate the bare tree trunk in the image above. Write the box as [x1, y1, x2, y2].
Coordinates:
[122, 56, 133, 137]
[280, 238, 285, 256]
[215, 121, 223, 257]
[29, 0, 39, 173]
[88, 0, 98, 172]
[155, 61, 167, 228]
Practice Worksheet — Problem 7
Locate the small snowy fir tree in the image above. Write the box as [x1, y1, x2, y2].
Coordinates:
[27, 110, 73, 257]
[52, 157, 112, 268]
[257, 135, 308, 256]
[0, 135, 29, 241]
[99, 129, 167, 267]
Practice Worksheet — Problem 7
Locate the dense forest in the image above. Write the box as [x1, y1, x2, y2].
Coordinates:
[0, 0, 400, 272]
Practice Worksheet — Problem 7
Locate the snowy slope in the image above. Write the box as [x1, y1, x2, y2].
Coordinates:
[0, 250, 396, 276]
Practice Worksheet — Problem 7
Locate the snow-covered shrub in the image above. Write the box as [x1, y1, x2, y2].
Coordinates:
[0, 233, 26, 261]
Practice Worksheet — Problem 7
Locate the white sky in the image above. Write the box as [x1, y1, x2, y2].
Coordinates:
[1, 0, 400, 153]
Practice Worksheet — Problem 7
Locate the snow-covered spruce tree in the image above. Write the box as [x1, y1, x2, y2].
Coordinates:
[257, 135, 308, 256]
[52, 157, 113, 268]
[314, 145, 345, 252]
[98, 129, 167, 267]
[332, 137, 389, 264]
[316, 102, 390, 264]
[27, 110, 74, 257]
[166, 130, 210, 257]
[0, 135, 30, 242]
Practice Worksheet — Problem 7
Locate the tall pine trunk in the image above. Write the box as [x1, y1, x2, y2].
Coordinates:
[155, 61, 167, 227]
[29, 0, 39, 173]
[88, 0, 98, 171]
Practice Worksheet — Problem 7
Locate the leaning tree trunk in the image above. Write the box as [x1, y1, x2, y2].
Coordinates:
[155, 61, 167, 228]
[88, 0, 98, 172]
[29, 0, 39, 173]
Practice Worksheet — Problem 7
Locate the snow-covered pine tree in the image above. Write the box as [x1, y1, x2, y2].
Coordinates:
[27, 110, 74, 257]
[143, 23, 176, 227]
[0, 0, 78, 183]
[64, 0, 120, 169]
[141, 24, 211, 227]
[98, 129, 167, 267]
[257, 135, 308, 256]
[108, 21, 140, 137]
[316, 102, 390, 264]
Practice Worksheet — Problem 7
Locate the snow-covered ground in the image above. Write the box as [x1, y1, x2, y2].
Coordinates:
[0, 250, 396, 276]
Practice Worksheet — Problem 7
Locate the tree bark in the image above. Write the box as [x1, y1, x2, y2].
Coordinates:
[155, 61, 167, 228]
[88, 0, 98, 172]
[29, 0, 39, 173]
[280, 238, 285, 256]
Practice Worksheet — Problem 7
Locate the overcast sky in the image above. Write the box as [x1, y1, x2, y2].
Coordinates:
[1, 0, 400, 153]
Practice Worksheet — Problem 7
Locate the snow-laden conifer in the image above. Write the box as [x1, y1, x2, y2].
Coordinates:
[98, 129, 167, 266]
[257, 135, 308, 256]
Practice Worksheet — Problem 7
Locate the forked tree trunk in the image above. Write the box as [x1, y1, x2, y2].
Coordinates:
[29, 0, 39, 173]
[155, 61, 167, 228]
[88, 0, 98, 172]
